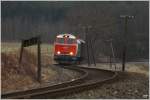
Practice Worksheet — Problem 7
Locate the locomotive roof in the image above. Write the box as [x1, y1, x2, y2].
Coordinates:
[56, 34, 76, 39]
[77, 39, 85, 44]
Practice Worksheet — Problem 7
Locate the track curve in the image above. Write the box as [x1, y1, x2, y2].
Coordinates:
[2, 65, 118, 99]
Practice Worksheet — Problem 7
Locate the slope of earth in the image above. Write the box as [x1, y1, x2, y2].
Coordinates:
[1, 49, 81, 93]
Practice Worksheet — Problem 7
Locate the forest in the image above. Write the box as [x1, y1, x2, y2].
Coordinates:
[1, 1, 149, 60]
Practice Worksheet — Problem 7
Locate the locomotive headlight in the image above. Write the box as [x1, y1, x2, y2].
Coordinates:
[57, 51, 61, 54]
[70, 52, 73, 55]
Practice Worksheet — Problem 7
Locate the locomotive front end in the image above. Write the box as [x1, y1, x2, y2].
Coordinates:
[54, 34, 79, 63]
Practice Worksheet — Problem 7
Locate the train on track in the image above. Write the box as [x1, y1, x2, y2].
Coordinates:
[54, 33, 85, 64]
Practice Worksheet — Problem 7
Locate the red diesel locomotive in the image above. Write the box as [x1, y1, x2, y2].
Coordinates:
[54, 33, 85, 64]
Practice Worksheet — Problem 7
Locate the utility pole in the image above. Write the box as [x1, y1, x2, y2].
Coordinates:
[87, 26, 96, 66]
[120, 15, 134, 71]
[84, 26, 91, 66]
[82, 25, 96, 66]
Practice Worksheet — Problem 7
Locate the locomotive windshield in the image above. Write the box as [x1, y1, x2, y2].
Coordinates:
[56, 38, 76, 44]
[57, 38, 64, 43]
[67, 38, 76, 44]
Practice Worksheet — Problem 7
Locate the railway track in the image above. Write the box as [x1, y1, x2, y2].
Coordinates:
[2, 65, 118, 99]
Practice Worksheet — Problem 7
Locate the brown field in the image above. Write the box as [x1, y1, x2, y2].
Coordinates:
[1, 42, 54, 65]
[1, 42, 53, 54]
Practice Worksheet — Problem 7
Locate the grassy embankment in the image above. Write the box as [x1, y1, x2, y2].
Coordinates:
[1, 42, 81, 93]
[1, 42, 55, 93]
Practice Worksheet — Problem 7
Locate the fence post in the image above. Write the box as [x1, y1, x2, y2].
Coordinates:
[37, 37, 41, 82]
[122, 46, 126, 71]
[19, 41, 24, 64]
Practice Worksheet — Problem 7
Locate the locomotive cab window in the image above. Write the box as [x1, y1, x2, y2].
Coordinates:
[56, 38, 64, 43]
[67, 38, 76, 44]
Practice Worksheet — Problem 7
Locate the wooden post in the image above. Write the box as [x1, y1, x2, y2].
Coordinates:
[110, 55, 112, 69]
[19, 41, 24, 64]
[4, 50, 7, 66]
[19, 36, 42, 82]
[37, 37, 41, 82]
[122, 46, 126, 71]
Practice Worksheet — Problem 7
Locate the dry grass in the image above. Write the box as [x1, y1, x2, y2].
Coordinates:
[81, 62, 149, 76]
[126, 62, 149, 76]
[1, 42, 55, 66]
[1, 47, 58, 93]
[1, 43, 81, 93]
[1, 42, 53, 53]
[1, 50, 38, 93]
